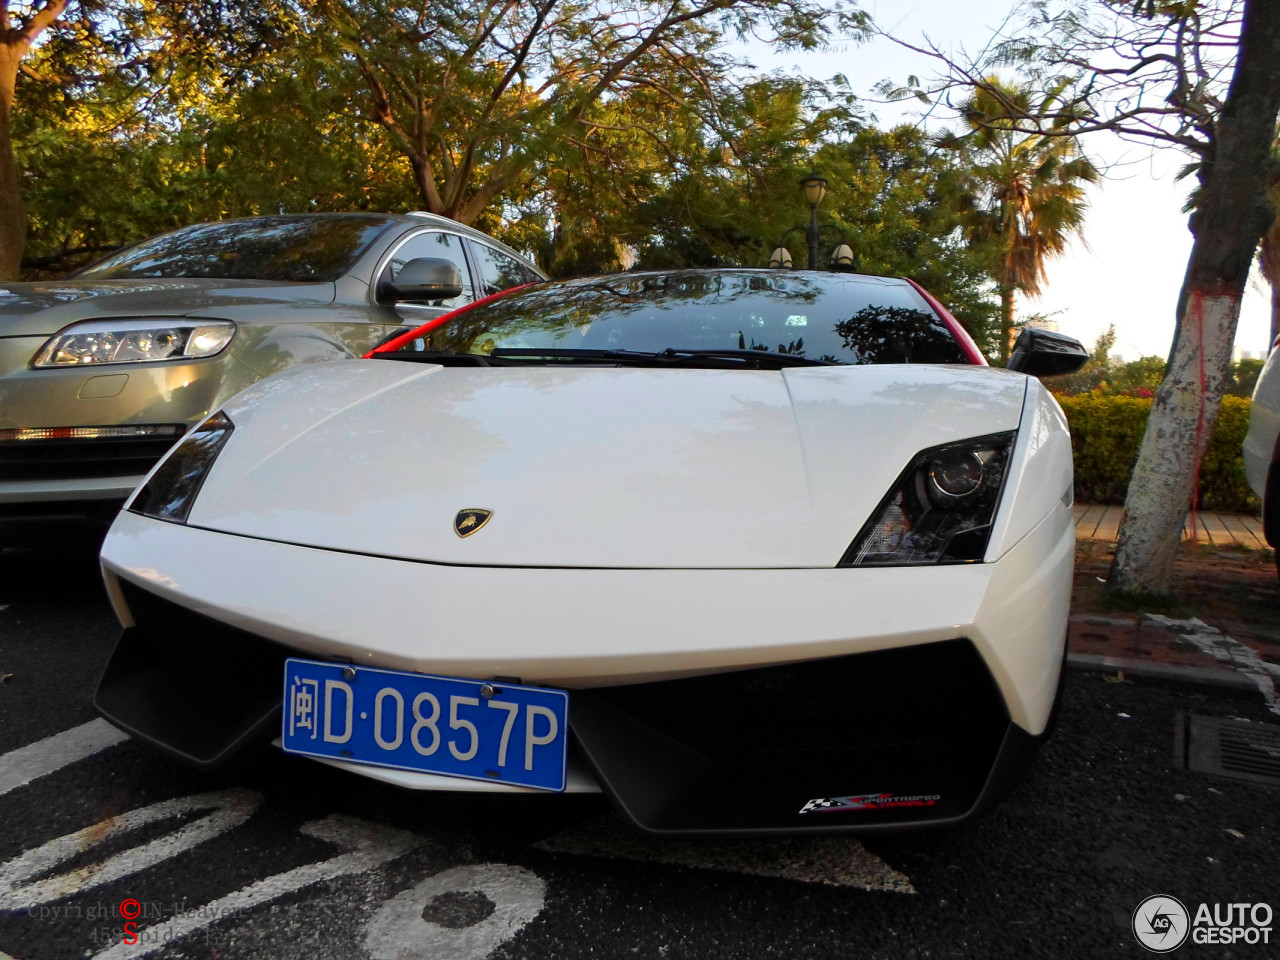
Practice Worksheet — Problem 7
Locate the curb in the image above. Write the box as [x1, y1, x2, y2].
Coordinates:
[1066, 652, 1264, 696]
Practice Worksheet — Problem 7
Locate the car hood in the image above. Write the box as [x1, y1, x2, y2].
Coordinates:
[185, 360, 1028, 568]
[0, 278, 336, 337]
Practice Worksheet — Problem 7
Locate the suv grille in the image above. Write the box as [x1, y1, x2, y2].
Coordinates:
[0, 427, 184, 481]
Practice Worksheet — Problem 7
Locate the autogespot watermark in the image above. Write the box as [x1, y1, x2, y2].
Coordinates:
[1132, 895, 1274, 952]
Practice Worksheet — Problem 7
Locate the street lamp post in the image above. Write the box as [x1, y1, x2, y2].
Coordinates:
[800, 174, 828, 271]
[769, 174, 855, 272]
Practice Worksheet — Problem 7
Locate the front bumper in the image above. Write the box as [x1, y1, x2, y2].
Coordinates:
[97, 505, 1073, 834]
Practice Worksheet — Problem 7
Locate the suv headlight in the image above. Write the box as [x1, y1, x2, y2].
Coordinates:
[129, 411, 234, 523]
[840, 431, 1016, 566]
[32, 319, 235, 367]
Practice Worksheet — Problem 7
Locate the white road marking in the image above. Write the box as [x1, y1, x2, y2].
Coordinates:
[364, 863, 546, 960]
[1145, 615, 1280, 715]
[0, 789, 261, 911]
[0, 719, 128, 798]
[92, 815, 420, 960]
[536, 815, 915, 893]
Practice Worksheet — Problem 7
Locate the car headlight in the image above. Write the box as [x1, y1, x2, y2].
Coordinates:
[31, 319, 236, 367]
[129, 411, 234, 523]
[840, 431, 1016, 566]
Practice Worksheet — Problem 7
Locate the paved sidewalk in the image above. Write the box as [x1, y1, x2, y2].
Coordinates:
[1072, 502, 1267, 548]
[1068, 613, 1280, 714]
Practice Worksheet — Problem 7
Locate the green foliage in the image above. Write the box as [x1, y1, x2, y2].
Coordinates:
[818, 126, 1000, 353]
[1056, 393, 1149, 504]
[1110, 355, 1167, 394]
[1051, 324, 1116, 395]
[1057, 393, 1258, 513]
[1230, 357, 1265, 397]
[1200, 396, 1256, 513]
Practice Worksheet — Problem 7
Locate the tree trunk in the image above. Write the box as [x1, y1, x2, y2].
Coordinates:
[1109, 0, 1280, 595]
[0, 45, 25, 281]
[998, 283, 1015, 364]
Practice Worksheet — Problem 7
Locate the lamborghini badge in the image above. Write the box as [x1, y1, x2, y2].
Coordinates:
[454, 508, 493, 538]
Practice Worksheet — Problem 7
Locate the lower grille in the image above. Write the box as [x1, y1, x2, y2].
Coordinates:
[95, 580, 295, 767]
[572, 639, 1014, 834]
[0, 427, 184, 481]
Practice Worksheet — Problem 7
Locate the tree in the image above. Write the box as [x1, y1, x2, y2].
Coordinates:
[625, 76, 861, 272]
[1, 1, 68, 278]
[7, 1, 303, 278]
[818, 125, 1002, 351]
[936, 77, 1098, 362]
[301, 0, 865, 228]
[880, 0, 1280, 594]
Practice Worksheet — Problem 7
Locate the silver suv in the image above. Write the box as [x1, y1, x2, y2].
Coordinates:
[0, 212, 545, 544]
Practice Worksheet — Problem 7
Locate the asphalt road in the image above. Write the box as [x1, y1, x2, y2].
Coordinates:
[0, 547, 1277, 960]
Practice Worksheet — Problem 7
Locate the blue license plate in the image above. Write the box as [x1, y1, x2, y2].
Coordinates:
[281, 658, 569, 791]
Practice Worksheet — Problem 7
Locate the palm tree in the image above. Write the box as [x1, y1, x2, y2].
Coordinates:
[939, 78, 1099, 362]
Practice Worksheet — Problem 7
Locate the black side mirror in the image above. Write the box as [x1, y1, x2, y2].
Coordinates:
[1006, 328, 1089, 376]
[381, 257, 464, 302]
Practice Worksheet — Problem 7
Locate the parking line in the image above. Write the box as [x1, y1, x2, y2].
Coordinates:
[0, 719, 128, 798]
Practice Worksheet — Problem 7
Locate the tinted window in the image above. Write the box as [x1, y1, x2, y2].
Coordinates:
[470, 242, 534, 297]
[379, 231, 473, 309]
[427, 271, 968, 365]
[77, 216, 396, 283]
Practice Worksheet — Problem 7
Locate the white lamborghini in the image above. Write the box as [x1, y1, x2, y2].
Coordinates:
[94, 267, 1087, 835]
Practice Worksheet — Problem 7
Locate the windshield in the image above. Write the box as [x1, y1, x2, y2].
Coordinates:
[407, 271, 969, 365]
[76, 216, 397, 283]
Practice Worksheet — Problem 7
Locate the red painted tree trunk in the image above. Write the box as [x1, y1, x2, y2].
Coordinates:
[1110, 0, 1280, 594]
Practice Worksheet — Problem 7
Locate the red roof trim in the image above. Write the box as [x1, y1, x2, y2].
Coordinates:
[903, 278, 988, 366]
[364, 284, 536, 358]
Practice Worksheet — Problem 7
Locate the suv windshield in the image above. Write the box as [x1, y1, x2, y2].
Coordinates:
[76, 216, 397, 283]
[411, 271, 969, 365]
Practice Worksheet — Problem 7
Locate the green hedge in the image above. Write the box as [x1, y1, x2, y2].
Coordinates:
[1055, 393, 1258, 513]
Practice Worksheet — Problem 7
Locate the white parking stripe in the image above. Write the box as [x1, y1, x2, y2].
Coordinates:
[1145, 614, 1280, 715]
[365, 864, 546, 960]
[535, 815, 914, 893]
[92, 816, 420, 960]
[0, 790, 262, 910]
[0, 719, 128, 798]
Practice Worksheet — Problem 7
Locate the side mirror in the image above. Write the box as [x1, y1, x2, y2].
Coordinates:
[1007, 328, 1089, 376]
[380, 258, 464, 302]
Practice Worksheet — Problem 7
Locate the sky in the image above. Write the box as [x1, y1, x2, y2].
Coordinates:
[737, 0, 1274, 361]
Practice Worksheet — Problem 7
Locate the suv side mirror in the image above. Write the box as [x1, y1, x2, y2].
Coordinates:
[1007, 328, 1089, 376]
[381, 258, 464, 302]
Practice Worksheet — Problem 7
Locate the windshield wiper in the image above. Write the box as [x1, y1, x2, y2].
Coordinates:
[374, 350, 538, 366]
[488, 347, 839, 368]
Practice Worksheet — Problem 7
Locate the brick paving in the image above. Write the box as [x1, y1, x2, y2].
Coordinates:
[1066, 513, 1280, 709]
